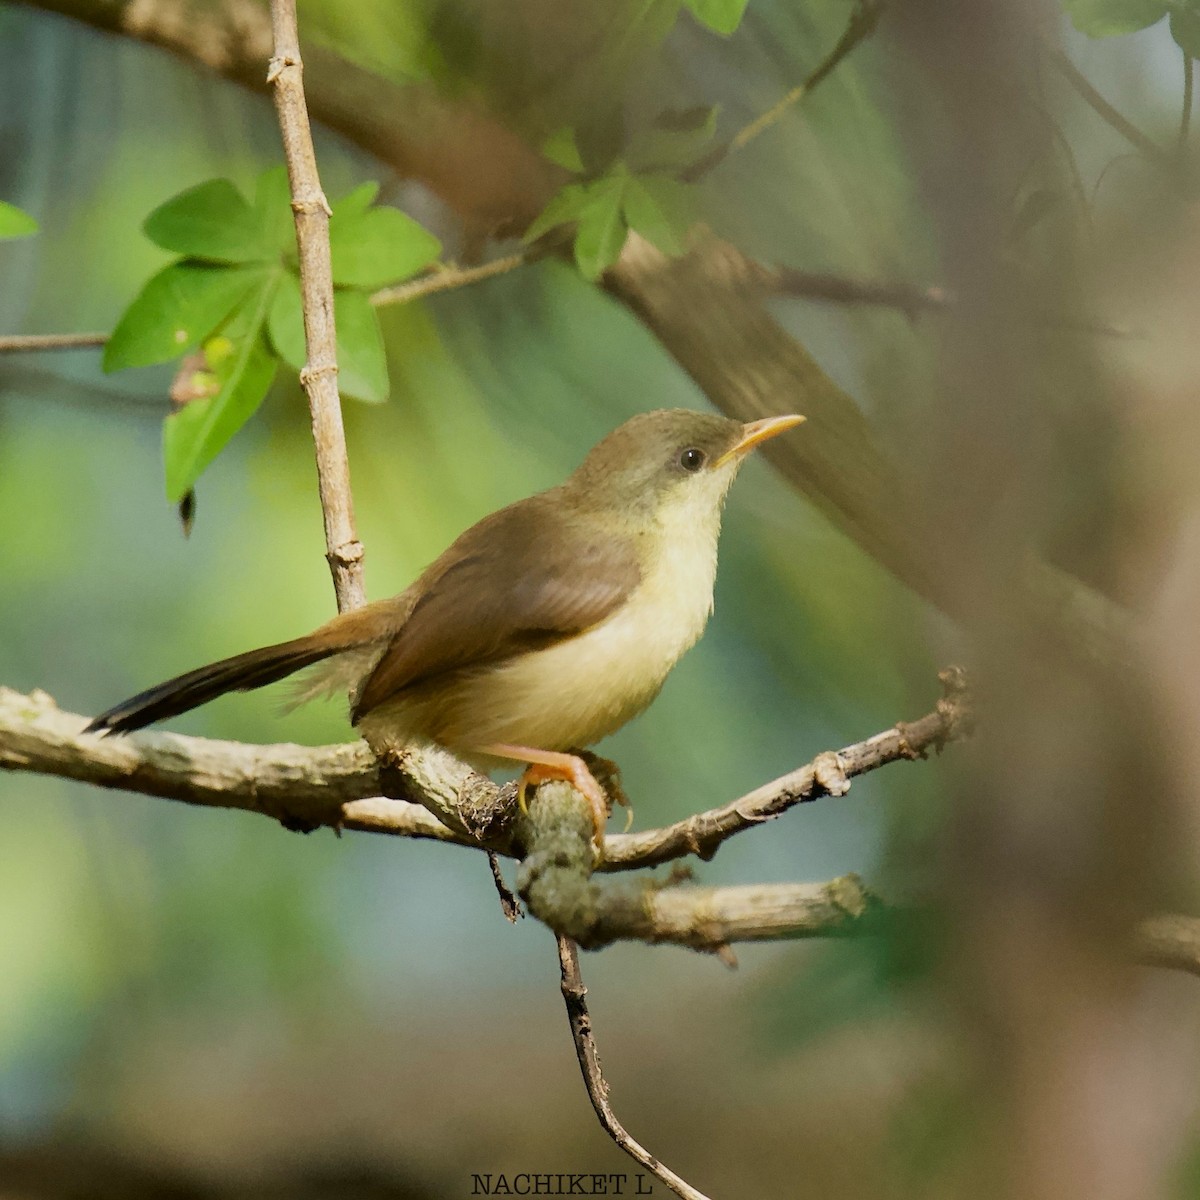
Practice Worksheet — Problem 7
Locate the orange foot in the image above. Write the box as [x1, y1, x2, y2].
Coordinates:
[481, 743, 609, 854]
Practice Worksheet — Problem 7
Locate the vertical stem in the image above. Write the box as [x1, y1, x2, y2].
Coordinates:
[267, 0, 366, 612]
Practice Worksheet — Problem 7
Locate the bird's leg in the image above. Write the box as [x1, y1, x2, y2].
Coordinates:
[571, 749, 633, 832]
[481, 743, 610, 851]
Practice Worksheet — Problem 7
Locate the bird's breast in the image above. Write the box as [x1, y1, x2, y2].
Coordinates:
[363, 514, 722, 757]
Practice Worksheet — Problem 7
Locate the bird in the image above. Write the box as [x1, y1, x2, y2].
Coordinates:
[86, 408, 804, 841]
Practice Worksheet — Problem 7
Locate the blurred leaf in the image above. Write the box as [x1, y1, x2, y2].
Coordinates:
[523, 182, 593, 243]
[328, 203, 442, 289]
[1064, 0, 1169, 35]
[268, 274, 389, 403]
[253, 165, 297, 260]
[1171, 6, 1200, 56]
[622, 173, 696, 255]
[542, 127, 585, 173]
[0, 200, 38, 239]
[683, 0, 750, 35]
[266, 272, 306, 373]
[573, 177, 628, 279]
[102, 263, 269, 371]
[143, 179, 267, 263]
[626, 105, 719, 170]
[332, 180, 381, 219]
[162, 280, 280, 500]
[299, 0, 444, 86]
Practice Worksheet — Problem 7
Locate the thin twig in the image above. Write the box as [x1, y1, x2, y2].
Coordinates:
[371, 252, 530, 308]
[267, 0, 366, 613]
[556, 936, 714, 1200]
[685, 0, 884, 181]
[0, 332, 108, 353]
[768, 267, 953, 315]
[764, 265, 1136, 336]
[1050, 49, 1177, 178]
[602, 666, 971, 870]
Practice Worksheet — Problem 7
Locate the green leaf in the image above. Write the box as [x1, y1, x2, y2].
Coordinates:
[0, 201, 38, 240]
[573, 179, 628, 279]
[163, 282, 280, 501]
[1171, 6, 1200, 57]
[253, 166, 296, 259]
[329, 204, 442, 289]
[332, 181, 381, 220]
[103, 263, 269, 371]
[332, 290, 389, 403]
[621, 174, 696, 256]
[268, 274, 389, 403]
[683, 0, 750, 35]
[626, 106, 719, 171]
[1064, 0, 1168, 36]
[523, 182, 593, 244]
[541, 127, 585, 173]
[266, 273, 306, 375]
[143, 179, 267, 263]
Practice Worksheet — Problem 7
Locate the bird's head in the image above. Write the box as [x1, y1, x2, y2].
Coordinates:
[565, 408, 805, 531]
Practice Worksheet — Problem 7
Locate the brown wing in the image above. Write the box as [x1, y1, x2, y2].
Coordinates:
[351, 493, 641, 723]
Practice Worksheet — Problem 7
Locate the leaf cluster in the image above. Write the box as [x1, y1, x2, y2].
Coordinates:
[525, 109, 715, 279]
[1066, 0, 1200, 58]
[103, 169, 441, 500]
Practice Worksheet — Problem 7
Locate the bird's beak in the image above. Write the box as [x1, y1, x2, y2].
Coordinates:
[716, 414, 806, 466]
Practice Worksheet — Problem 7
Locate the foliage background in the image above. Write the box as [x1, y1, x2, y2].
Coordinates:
[1, 1, 1198, 1196]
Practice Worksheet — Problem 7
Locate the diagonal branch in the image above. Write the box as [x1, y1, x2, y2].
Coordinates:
[602, 666, 970, 869]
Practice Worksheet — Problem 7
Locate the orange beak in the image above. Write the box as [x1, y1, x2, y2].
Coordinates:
[716, 414, 806, 466]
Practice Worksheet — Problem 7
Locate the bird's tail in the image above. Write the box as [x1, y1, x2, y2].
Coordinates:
[84, 636, 341, 736]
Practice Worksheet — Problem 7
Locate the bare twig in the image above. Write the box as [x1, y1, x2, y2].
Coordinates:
[556, 936, 714, 1200]
[685, 0, 884, 180]
[267, 0, 365, 612]
[764, 264, 1136, 336]
[603, 666, 970, 870]
[371, 252, 530, 308]
[1050, 49, 1178, 178]
[0, 331, 108, 353]
[766, 266, 953, 315]
[488, 850, 523, 922]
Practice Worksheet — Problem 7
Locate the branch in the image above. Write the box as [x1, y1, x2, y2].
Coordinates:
[21, 0, 560, 236]
[1049, 48, 1179, 180]
[0, 677, 968, 871]
[370, 252, 531, 308]
[556, 937, 713, 1200]
[686, 0, 884, 180]
[603, 666, 970, 870]
[0, 687, 466, 843]
[0, 331, 108, 353]
[267, 0, 364, 613]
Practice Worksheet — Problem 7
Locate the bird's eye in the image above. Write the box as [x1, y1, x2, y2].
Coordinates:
[679, 447, 706, 472]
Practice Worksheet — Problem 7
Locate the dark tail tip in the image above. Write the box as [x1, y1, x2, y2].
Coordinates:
[83, 638, 334, 737]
